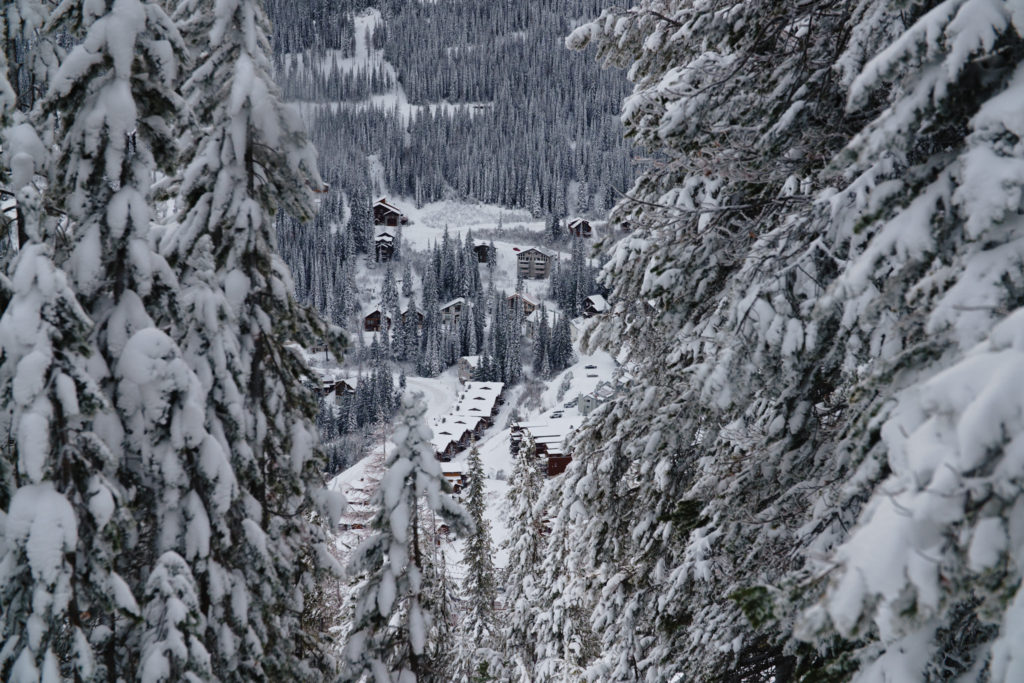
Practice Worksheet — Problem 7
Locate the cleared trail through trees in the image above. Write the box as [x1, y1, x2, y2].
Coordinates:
[405, 374, 459, 425]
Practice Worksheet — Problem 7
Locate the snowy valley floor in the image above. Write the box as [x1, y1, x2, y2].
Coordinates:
[326, 344, 619, 622]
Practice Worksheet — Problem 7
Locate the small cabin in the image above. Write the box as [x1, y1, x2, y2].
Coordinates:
[567, 218, 593, 238]
[579, 383, 614, 416]
[319, 377, 357, 397]
[473, 243, 491, 263]
[507, 292, 539, 317]
[517, 247, 555, 279]
[433, 433, 458, 462]
[583, 294, 609, 318]
[364, 309, 390, 332]
[443, 477, 464, 494]
[374, 232, 395, 262]
[443, 470, 469, 494]
[373, 198, 408, 227]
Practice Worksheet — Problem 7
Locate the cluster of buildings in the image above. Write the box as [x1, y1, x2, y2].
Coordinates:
[372, 197, 596, 279]
[362, 298, 466, 332]
[430, 381, 506, 462]
[578, 381, 616, 416]
[510, 418, 576, 477]
[509, 379, 619, 477]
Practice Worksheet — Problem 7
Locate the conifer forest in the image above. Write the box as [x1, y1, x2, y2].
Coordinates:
[3, 0, 1024, 682]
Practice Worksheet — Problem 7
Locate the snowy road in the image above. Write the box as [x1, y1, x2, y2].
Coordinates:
[405, 374, 461, 427]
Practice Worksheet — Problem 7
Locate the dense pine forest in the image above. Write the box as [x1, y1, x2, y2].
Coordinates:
[0, 0, 341, 678]
[534, 1, 1024, 681]
[270, 0, 634, 326]
[270, 0, 632, 213]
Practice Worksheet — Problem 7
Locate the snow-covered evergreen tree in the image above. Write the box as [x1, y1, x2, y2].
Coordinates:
[381, 261, 399, 320]
[0, 184, 135, 681]
[1, 0, 61, 113]
[168, 0, 343, 676]
[342, 393, 471, 682]
[548, 0, 1024, 680]
[529, 475, 596, 682]
[401, 258, 413, 299]
[532, 304, 549, 377]
[548, 315, 574, 375]
[453, 443, 499, 680]
[0, 39, 15, 507]
[37, 2, 238, 675]
[551, 1, 887, 679]
[501, 436, 543, 677]
[138, 551, 212, 681]
[791, 4, 1024, 681]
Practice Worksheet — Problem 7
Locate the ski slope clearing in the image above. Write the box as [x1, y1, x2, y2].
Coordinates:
[405, 372, 461, 426]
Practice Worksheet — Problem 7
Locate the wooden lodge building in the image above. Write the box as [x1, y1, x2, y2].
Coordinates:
[510, 417, 579, 477]
[473, 243, 491, 263]
[507, 292, 540, 316]
[567, 218, 593, 238]
[374, 232, 395, 262]
[430, 382, 506, 461]
[517, 247, 556, 279]
[440, 297, 470, 327]
[583, 294, 609, 317]
[373, 198, 409, 227]
[363, 309, 390, 332]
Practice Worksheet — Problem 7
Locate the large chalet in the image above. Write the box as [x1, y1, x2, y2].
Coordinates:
[373, 198, 409, 227]
[517, 247, 556, 279]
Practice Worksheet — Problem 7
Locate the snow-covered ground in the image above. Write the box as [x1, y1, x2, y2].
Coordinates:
[302, 2, 619, 621]
[327, 344, 620, 574]
[405, 371, 462, 426]
[344, 195, 582, 349]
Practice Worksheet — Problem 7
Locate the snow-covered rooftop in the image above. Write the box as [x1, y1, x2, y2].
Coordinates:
[518, 246, 556, 258]
[374, 197, 404, 213]
[450, 414, 485, 431]
[509, 292, 540, 306]
[448, 381, 505, 420]
[440, 297, 468, 310]
[585, 294, 609, 312]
